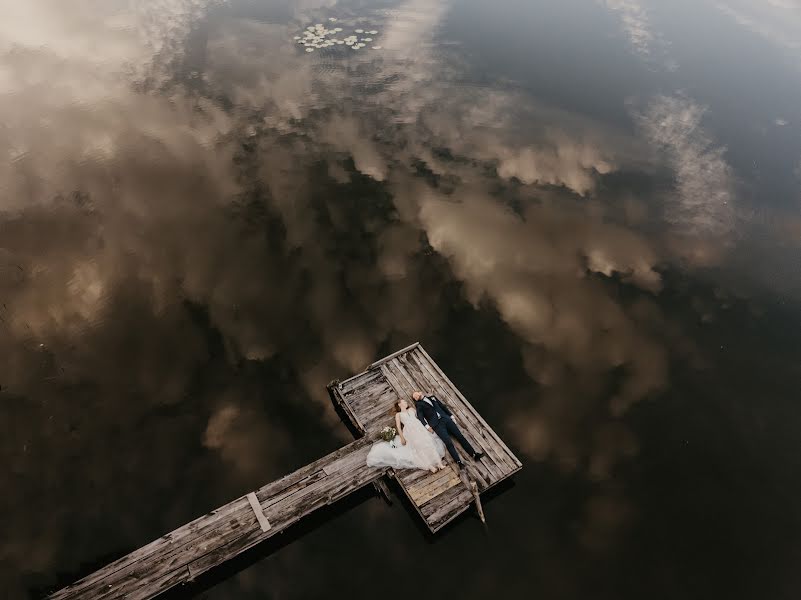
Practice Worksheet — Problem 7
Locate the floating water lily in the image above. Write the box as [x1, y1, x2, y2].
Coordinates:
[295, 21, 382, 54]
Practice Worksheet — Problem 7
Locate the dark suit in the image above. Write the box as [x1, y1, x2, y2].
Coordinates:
[415, 395, 476, 464]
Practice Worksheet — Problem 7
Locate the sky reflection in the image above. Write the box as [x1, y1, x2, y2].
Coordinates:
[2, 1, 801, 599]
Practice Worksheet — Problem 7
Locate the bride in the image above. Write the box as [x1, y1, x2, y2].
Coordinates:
[366, 398, 447, 473]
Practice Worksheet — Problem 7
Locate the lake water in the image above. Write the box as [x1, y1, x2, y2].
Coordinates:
[2, 1, 801, 598]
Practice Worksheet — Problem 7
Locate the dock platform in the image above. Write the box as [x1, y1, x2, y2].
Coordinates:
[49, 343, 521, 599]
[330, 342, 522, 532]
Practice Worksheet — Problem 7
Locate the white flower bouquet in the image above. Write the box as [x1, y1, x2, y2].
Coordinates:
[379, 426, 397, 442]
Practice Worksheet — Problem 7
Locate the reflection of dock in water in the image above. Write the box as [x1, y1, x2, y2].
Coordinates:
[50, 343, 521, 600]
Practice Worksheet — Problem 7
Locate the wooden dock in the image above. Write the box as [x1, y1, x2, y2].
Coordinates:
[330, 342, 522, 532]
[49, 343, 521, 599]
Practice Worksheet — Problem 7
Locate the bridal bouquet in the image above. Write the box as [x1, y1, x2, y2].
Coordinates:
[379, 426, 397, 442]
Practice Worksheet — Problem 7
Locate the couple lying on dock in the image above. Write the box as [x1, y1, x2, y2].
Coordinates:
[367, 391, 484, 472]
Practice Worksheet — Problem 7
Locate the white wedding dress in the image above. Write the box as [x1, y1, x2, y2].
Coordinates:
[366, 409, 447, 470]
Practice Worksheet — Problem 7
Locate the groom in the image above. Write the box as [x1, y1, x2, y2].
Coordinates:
[413, 391, 484, 469]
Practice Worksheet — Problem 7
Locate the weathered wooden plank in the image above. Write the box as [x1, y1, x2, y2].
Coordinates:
[51, 439, 383, 600]
[396, 351, 431, 389]
[49, 498, 249, 599]
[407, 349, 512, 478]
[361, 418, 391, 434]
[266, 459, 371, 517]
[356, 404, 397, 428]
[259, 470, 327, 509]
[321, 447, 374, 476]
[368, 342, 420, 369]
[350, 384, 395, 412]
[385, 359, 423, 402]
[342, 379, 383, 399]
[326, 468, 381, 504]
[329, 383, 366, 434]
[357, 391, 398, 417]
[388, 354, 499, 485]
[415, 345, 522, 469]
[389, 471, 435, 528]
[426, 486, 474, 518]
[355, 408, 392, 426]
[180, 467, 384, 593]
[391, 469, 468, 531]
[257, 437, 372, 495]
[420, 482, 470, 517]
[90, 511, 251, 599]
[344, 383, 387, 403]
[384, 359, 418, 398]
[406, 466, 453, 498]
[338, 363, 385, 388]
[382, 358, 494, 490]
[397, 467, 433, 487]
[102, 463, 383, 599]
[348, 379, 392, 400]
[379, 363, 412, 403]
[409, 470, 461, 505]
[125, 567, 189, 600]
[417, 476, 463, 507]
[99, 473, 367, 598]
[400, 353, 480, 438]
[345, 375, 395, 406]
[406, 464, 452, 488]
[429, 494, 473, 531]
[342, 370, 384, 396]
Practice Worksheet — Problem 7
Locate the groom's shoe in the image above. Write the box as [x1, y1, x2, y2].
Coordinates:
[471, 451, 485, 461]
[455, 460, 465, 470]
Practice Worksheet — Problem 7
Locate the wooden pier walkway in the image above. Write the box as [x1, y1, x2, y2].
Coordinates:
[50, 437, 385, 599]
[49, 343, 521, 599]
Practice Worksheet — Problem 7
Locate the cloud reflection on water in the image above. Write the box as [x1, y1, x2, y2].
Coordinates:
[0, 0, 774, 597]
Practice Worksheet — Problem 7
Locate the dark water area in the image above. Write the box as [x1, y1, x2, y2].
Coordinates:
[2, 1, 801, 599]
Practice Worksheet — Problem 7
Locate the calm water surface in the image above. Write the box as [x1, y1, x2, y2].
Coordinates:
[2, 1, 801, 598]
